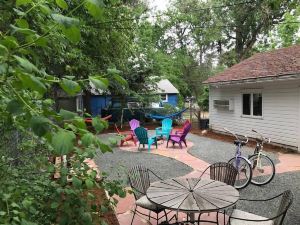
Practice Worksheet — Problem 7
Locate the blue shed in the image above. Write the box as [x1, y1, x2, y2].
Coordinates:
[89, 79, 179, 116]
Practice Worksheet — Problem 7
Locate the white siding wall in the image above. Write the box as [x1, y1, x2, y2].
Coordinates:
[209, 80, 300, 150]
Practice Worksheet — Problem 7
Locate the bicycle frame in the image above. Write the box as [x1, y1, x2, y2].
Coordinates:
[234, 142, 251, 167]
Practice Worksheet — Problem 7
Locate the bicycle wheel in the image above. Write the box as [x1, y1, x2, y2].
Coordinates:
[249, 154, 275, 186]
[228, 157, 252, 189]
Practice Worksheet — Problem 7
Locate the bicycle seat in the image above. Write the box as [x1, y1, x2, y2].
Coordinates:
[234, 140, 247, 146]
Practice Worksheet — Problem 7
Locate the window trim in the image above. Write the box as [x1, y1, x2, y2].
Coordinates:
[241, 92, 263, 119]
[160, 94, 168, 102]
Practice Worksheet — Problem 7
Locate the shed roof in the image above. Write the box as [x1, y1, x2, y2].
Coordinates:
[204, 45, 300, 84]
[156, 79, 179, 94]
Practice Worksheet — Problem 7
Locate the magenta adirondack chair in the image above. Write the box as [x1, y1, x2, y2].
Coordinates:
[129, 119, 140, 132]
[167, 122, 192, 149]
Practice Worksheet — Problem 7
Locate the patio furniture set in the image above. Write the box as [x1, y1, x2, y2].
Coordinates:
[127, 163, 293, 225]
[115, 118, 192, 151]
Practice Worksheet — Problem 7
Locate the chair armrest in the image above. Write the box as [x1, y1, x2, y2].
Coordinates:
[169, 134, 181, 138]
[155, 127, 162, 131]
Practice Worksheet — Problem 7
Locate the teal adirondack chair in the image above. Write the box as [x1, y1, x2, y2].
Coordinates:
[134, 127, 157, 152]
[155, 118, 173, 140]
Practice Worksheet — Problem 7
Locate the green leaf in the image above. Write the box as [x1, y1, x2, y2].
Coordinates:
[59, 78, 81, 95]
[15, 19, 29, 28]
[52, 130, 75, 155]
[7, 100, 23, 115]
[0, 211, 6, 216]
[14, 55, 39, 73]
[59, 109, 77, 120]
[85, 0, 105, 19]
[55, 0, 68, 9]
[81, 133, 94, 147]
[72, 176, 82, 188]
[30, 116, 50, 136]
[99, 142, 111, 153]
[0, 44, 9, 57]
[89, 76, 108, 90]
[85, 179, 94, 189]
[0, 63, 8, 74]
[16, 0, 32, 6]
[0, 36, 19, 49]
[50, 202, 59, 209]
[92, 117, 104, 133]
[113, 74, 127, 86]
[51, 13, 79, 28]
[39, 4, 52, 14]
[17, 73, 47, 94]
[10, 25, 36, 35]
[62, 26, 81, 43]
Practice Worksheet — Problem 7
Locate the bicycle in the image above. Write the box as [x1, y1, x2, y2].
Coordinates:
[248, 129, 275, 186]
[224, 128, 252, 189]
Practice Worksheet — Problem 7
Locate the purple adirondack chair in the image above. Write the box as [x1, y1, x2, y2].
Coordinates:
[167, 122, 192, 149]
[129, 119, 140, 132]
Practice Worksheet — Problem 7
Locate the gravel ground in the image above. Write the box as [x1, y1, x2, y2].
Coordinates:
[187, 133, 279, 165]
[94, 133, 193, 184]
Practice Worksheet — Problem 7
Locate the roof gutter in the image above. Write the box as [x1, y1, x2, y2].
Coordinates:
[204, 73, 300, 86]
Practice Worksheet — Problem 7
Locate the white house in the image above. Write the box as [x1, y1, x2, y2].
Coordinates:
[204, 45, 300, 151]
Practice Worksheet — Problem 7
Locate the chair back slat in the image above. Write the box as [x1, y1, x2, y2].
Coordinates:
[162, 118, 173, 130]
[128, 165, 150, 200]
[274, 190, 293, 225]
[129, 119, 140, 131]
[134, 127, 148, 144]
[180, 122, 192, 140]
[209, 162, 238, 186]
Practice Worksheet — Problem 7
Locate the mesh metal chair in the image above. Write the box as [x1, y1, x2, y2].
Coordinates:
[227, 190, 293, 225]
[128, 165, 168, 225]
[197, 162, 238, 224]
[200, 162, 238, 186]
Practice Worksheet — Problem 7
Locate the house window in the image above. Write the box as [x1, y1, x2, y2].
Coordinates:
[242, 93, 262, 117]
[160, 94, 168, 102]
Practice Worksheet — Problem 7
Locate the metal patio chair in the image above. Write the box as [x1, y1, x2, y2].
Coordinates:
[128, 165, 168, 225]
[227, 190, 293, 225]
[196, 162, 238, 224]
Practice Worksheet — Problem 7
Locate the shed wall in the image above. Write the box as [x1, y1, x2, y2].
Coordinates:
[209, 79, 300, 150]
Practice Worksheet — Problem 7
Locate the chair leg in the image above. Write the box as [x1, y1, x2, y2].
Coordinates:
[131, 205, 137, 225]
[167, 139, 169, 147]
[179, 142, 182, 149]
[183, 139, 187, 147]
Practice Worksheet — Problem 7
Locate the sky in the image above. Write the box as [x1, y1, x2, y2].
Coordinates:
[148, 0, 170, 12]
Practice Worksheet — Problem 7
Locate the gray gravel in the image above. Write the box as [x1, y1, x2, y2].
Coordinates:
[187, 133, 279, 165]
[94, 133, 193, 184]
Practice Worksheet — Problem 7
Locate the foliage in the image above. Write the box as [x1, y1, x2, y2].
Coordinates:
[0, 0, 143, 224]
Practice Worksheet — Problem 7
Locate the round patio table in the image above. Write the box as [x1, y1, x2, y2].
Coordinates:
[147, 177, 239, 223]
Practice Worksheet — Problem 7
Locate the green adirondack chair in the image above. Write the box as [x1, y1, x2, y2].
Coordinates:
[134, 127, 157, 152]
[155, 118, 173, 140]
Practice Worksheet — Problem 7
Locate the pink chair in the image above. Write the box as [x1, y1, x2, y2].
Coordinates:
[129, 119, 140, 131]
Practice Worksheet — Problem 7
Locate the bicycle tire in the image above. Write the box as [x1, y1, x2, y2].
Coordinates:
[248, 154, 275, 186]
[228, 157, 252, 189]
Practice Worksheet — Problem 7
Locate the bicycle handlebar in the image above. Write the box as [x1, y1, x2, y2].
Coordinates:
[252, 129, 271, 143]
[224, 127, 248, 143]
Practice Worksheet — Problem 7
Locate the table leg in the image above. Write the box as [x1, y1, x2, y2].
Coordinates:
[188, 212, 195, 223]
